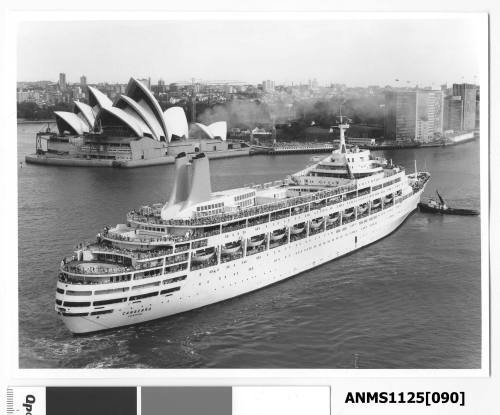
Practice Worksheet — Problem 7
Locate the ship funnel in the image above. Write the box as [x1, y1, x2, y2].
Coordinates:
[183, 153, 212, 209]
[168, 152, 190, 206]
[161, 152, 190, 219]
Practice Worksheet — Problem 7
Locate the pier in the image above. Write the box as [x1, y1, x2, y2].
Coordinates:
[251, 143, 334, 155]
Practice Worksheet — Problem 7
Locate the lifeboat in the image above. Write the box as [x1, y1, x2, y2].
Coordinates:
[310, 218, 324, 229]
[384, 194, 393, 203]
[372, 199, 381, 208]
[357, 204, 368, 214]
[221, 241, 241, 255]
[291, 223, 305, 234]
[343, 208, 355, 218]
[327, 212, 340, 223]
[191, 248, 216, 263]
[247, 235, 265, 247]
[270, 229, 287, 241]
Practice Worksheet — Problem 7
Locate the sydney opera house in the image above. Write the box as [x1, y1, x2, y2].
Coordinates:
[26, 78, 249, 167]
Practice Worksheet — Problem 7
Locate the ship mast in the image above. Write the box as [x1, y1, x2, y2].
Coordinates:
[336, 106, 350, 154]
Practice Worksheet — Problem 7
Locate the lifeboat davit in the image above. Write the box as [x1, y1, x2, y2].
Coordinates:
[247, 235, 265, 247]
[191, 249, 216, 263]
[310, 218, 324, 229]
[221, 241, 241, 255]
[271, 229, 287, 241]
[327, 213, 340, 223]
[291, 223, 305, 234]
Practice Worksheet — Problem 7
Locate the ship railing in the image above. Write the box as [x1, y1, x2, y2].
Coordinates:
[134, 248, 174, 260]
[87, 241, 174, 260]
[164, 263, 189, 274]
[164, 253, 190, 266]
[104, 231, 169, 244]
[222, 222, 247, 234]
[410, 172, 431, 189]
[61, 263, 132, 276]
[270, 210, 289, 221]
[126, 182, 358, 228]
[245, 244, 266, 256]
[220, 251, 244, 263]
[248, 215, 270, 226]
[86, 242, 138, 257]
[190, 257, 218, 271]
[58, 273, 120, 285]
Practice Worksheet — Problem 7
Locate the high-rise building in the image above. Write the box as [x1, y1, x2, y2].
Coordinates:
[80, 75, 87, 86]
[475, 88, 480, 129]
[72, 86, 83, 100]
[384, 91, 415, 141]
[416, 90, 443, 142]
[59, 73, 67, 91]
[384, 89, 443, 142]
[452, 83, 477, 131]
[262, 80, 275, 92]
[158, 78, 166, 93]
[443, 96, 464, 131]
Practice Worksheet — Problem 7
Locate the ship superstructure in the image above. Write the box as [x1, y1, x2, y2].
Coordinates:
[55, 117, 430, 334]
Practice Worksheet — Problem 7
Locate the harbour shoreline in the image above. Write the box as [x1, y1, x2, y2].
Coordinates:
[25, 147, 250, 168]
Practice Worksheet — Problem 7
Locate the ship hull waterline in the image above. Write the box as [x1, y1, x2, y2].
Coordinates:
[60, 190, 423, 335]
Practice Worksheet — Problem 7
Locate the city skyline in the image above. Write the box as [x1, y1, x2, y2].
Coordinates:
[17, 18, 484, 87]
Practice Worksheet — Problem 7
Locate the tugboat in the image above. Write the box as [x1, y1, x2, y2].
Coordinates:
[418, 191, 479, 216]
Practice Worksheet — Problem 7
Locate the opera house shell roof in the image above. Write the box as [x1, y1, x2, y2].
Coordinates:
[54, 77, 227, 142]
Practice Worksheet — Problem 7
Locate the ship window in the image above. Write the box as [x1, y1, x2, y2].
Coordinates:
[90, 309, 113, 316]
[163, 275, 187, 284]
[160, 286, 181, 295]
[132, 281, 161, 290]
[62, 312, 89, 317]
[129, 291, 158, 301]
[93, 297, 127, 306]
[63, 301, 91, 307]
[55, 299, 62, 305]
[66, 290, 92, 296]
[56, 288, 65, 294]
[95, 287, 130, 295]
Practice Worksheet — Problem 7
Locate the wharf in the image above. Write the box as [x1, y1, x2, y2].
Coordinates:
[251, 144, 334, 155]
[252, 134, 477, 155]
[26, 147, 250, 168]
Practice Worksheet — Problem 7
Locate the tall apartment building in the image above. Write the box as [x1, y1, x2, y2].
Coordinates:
[59, 73, 67, 91]
[384, 89, 443, 142]
[452, 83, 477, 131]
[262, 80, 275, 91]
[443, 95, 464, 131]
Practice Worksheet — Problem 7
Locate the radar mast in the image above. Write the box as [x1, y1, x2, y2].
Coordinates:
[335, 106, 351, 154]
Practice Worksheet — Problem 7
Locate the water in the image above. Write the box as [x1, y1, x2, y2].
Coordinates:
[18, 124, 481, 368]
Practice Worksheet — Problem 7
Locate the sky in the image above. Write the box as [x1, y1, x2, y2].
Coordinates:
[17, 17, 485, 87]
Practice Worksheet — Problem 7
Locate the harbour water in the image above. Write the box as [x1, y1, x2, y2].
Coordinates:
[17, 123, 482, 369]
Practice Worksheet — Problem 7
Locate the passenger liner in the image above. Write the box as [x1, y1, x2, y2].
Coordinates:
[55, 118, 430, 334]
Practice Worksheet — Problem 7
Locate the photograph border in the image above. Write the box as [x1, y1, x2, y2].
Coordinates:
[4, 8, 490, 383]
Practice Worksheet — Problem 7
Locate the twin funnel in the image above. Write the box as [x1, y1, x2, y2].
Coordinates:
[167, 152, 190, 207]
[161, 152, 212, 219]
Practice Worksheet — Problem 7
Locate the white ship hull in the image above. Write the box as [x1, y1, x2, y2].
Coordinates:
[61, 190, 422, 334]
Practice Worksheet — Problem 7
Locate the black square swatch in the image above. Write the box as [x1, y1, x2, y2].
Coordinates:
[46, 387, 136, 415]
